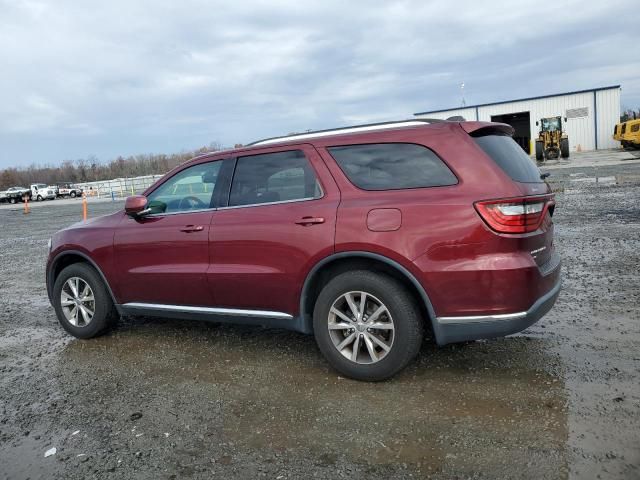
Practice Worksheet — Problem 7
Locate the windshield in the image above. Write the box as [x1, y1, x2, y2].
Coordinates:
[541, 117, 561, 132]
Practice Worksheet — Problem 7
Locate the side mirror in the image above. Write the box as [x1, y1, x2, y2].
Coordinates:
[564, 117, 568, 122]
[535, 121, 539, 126]
[125, 195, 150, 217]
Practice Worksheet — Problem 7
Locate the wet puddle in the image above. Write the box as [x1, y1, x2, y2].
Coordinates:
[53, 320, 569, 477]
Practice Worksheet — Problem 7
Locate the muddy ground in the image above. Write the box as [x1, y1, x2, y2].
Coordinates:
[0, 163, 639, 479]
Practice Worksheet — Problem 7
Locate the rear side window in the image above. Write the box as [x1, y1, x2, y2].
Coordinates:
[473, 134, 541, 183]
[632, 124, 639, 133]
[327, 143, 457, 190]
[229, 150, 322, 207]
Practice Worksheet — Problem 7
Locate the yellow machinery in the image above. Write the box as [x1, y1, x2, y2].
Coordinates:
[620, 119, 640, 149]
[613, 121, 625, 142]
[535, 116, 569, 162]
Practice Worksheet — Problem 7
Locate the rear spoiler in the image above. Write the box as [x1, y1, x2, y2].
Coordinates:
[460, 121, 514, 137]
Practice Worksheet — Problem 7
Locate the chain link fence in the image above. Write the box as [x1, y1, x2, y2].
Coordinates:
[75, 174, 165, 199]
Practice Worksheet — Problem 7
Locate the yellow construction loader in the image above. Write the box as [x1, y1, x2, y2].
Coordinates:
[620, 119, 640, 149]
[535, 116, 569, 162]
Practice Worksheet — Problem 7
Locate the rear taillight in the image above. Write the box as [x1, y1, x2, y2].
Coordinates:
[474, 196, 554, 234]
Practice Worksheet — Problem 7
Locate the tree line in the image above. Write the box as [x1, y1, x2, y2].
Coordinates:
[0, 142, 224, 190]
[621, 108, 640, 122]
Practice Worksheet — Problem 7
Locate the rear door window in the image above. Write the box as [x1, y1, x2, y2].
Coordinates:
[473, 134, 542, 183]
[229, 150, 322, 207]
[327, 143, 457, 190]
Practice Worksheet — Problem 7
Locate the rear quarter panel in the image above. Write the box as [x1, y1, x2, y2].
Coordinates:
[315, 123, 521, 261]
[314, 123, 543, 318]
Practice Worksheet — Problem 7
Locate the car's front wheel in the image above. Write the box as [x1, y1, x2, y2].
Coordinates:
[52, 263, 118, 339]
[313, 270, 423, 381]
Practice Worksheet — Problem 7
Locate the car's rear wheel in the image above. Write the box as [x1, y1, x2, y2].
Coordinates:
[313, 270, 423, 381]
[52, 263, 118, 339]
[70, 191, 76, 198]
[37, 195, 43, 201]
[9, 197, 16, 204]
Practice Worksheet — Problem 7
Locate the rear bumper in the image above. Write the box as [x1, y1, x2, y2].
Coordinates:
[432, 272, 561, 345]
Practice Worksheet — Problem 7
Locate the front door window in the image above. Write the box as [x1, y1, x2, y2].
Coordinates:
[147, 161, 221, 214]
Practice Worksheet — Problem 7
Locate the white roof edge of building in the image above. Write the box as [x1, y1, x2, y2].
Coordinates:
[414, 85, 621, 116]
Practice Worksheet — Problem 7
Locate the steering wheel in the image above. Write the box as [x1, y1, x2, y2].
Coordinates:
[178, 196, 206, 210]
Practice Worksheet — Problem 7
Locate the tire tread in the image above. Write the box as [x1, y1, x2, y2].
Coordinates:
[313, 270, 423, 381]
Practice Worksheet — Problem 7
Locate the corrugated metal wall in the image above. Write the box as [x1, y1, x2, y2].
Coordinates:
[596, 88, 620, 149]
[415, 87, 621, 152]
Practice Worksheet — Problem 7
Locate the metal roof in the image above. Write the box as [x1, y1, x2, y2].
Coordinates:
[414, 85, 621, 116]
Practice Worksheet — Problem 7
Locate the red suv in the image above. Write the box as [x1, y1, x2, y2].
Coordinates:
[46, 120, 561, 381]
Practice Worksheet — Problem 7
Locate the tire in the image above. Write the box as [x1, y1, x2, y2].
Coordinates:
[313, 270, 423, 381]
[9, 197, 16, 204]
[560, 138, 570, 158]
[535, 141, 544, 162]
[70, 191, 76, 198]
[52, 263, 118, 339]
[37, 195, 43, 202]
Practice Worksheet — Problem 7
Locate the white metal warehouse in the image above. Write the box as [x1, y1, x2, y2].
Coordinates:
[414, 85, 620, 153]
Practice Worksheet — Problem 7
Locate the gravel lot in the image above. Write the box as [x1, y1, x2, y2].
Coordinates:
[1, 162, 639, 479]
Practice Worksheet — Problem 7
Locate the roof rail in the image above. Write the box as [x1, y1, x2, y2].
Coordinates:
[248, 118, 445, 147]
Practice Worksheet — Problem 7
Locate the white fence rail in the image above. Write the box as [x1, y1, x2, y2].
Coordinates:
[75, 174, 165, 199]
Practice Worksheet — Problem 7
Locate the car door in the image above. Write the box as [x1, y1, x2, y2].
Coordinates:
[114, 159, 226, 306]
[209, 144, 340, 317]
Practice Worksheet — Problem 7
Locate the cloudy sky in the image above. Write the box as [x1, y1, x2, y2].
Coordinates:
[0, 0, 638, 168]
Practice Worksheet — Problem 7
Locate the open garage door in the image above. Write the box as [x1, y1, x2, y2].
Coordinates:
[491, 112, 531, 154]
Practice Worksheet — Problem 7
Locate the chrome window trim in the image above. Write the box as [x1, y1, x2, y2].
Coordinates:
[142, 206, 218, 218]
[139, 187, 324, 216]
[436, 311, 527, 324]
[219, 193, 322, 211]
[123, 302, 293, 319]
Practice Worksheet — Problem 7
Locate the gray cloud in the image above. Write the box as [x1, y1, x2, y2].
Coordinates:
[0, 0, 638, 167]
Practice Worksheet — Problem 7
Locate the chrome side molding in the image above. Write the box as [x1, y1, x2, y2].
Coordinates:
[436, 311, 527, 324]
[122, 303, 293, 319]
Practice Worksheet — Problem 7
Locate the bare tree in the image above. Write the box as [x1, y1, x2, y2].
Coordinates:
[0, 143, 224, 190]
[621, 107, 640, 122]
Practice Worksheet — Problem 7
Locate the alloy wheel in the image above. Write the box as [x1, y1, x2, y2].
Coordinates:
[60, 277, 95, 327]
[327, 291, 395, 364]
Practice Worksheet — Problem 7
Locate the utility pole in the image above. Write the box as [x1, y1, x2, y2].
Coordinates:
[460, 82, 466, 107]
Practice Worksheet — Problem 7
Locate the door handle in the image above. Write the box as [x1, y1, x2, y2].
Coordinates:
[180, 225, 204, 232]
[295, 216, 325, 226]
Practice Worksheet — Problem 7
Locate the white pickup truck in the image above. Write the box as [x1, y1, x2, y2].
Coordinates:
[31, 183, 56, 201]
[0, 186, 31, 204]
[56, 183, 83, 198]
